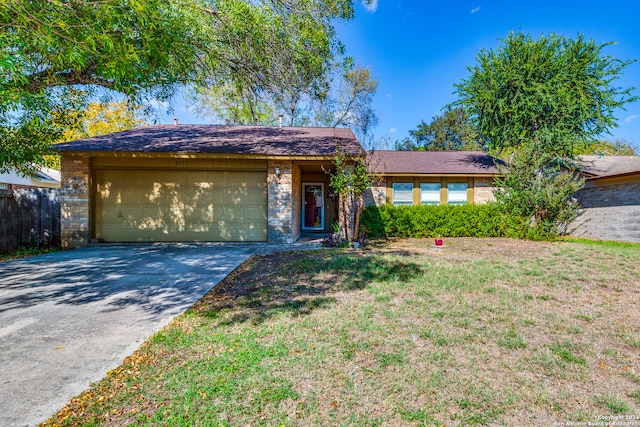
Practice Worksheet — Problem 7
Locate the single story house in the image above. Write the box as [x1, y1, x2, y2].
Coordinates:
[571, 155, 640, 242]
[365, 150, 500, 207]
[0, 166, 60, 191]
[55, 124, 362, 248]
[0, 166, 61, 252]
[55, 124, 640, 246]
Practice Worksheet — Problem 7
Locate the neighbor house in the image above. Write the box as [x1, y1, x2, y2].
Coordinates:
[0, 166, 61, 253]
[55, 124, 362, 248]
[571, 155, 640, 242]
[365, 150, 500, 207]
[0, 166, 60, 191]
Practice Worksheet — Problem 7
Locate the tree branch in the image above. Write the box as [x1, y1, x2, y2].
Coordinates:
[21, 63, 120, 93]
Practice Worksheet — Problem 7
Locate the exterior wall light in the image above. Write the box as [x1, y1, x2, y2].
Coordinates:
[275, 167, 281, 179]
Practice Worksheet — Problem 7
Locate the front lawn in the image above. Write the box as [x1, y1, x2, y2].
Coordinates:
[44, 238, 640, 426]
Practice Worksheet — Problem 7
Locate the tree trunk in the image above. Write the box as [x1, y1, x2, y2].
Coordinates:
[352, 193, 363, 242]
[340, 195, 349, 242]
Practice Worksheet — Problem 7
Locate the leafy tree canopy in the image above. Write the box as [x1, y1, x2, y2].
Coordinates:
[453, 31, 637, 158]
[1, 0, 366, 172]
[453, 31, 637, 237]
[189, 61, 379, 147]
[573, 139, 638, 156]
[60, 102, 148, 142]
[395, 107, 484, 151]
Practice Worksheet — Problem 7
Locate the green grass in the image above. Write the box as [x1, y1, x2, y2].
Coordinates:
[43, 238, 640, 426]
[596, 394, 631, 414]
[549, 341, 587, 365]
[560, 237, 640, 248]
[0, 245, 60, 261]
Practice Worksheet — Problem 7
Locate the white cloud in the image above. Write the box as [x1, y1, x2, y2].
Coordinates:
[470, 6, 481, 13]
[363, 0, 378, 12]
[624, 114, 638, 123]
[389, 128, 397, 133]
[149, 99, 170, 111]
[387, 93, 392, 98]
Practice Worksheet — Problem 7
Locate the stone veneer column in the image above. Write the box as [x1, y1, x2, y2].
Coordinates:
[473, 177, 496, 204]
[291, 164, 302, 241]
[363, 177, 387, 207]
[267, 160, 294, 243]
[60, 155, 91, 248]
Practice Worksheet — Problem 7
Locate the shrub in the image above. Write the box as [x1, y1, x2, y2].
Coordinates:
[361, 203, 531, 239]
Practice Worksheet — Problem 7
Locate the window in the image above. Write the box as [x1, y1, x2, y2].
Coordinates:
[447, 183, 468, 205]
[392, 183, 413, 205]
[420, 183, 440, 205]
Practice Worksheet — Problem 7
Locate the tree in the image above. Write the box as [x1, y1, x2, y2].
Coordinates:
[60, 102, 148, 142]
[573, 139, 638, 156]
[189, 61, 379, 146]
[309, 64, 379, 146]
[493, 148, 584, 238]
[38, 101, 147, 170]
[453, 32, 637, 236]
[395, 107, 484, 151]
[1, 0, 366, 171]
[327, 148, 373, 243]
[454, 32, 637, 157]
[1, 0, 212, 171]
[188, 82, 277, 126]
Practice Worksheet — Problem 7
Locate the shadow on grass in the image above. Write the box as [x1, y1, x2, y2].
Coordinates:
[192, 250, 424, 326]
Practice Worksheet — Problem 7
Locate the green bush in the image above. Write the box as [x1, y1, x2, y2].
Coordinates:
[361, 203, 531, 239]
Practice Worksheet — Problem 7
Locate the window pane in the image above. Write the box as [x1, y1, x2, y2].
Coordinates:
[448, 183, 468, 205]
[420, 183, 440, 205]
[392, 183, 413, 205]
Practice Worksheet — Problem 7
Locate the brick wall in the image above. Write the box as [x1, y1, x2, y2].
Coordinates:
[291, 164, 301, 241]
[364, 177, 387, 207]
[474, 177, 496, 204]
[267, 160, 294, 243]
[571, 177, 640, 242]
[60, 155, 90, 248]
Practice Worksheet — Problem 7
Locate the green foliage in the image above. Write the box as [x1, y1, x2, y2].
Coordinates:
[452, 32, 634, 237]
[0, 246, 60, 260]
[61, 101, 148, 141]
[493, 148, 584, 238]
[549, 342, 587, 365]
[327, 148, 373, 241]
[190, 62, 379, 146]
[188, 82, 278, 126]
[596, 394, 631, 414]
[0, 0, 213, 170]
[361, 203, 527, 239]
[1, 0, 362, 171]
[316, 65, 379, 147]
[573, 139, 638, 156]
[395, 107, 484, 151]
[454, 31, 637, 157]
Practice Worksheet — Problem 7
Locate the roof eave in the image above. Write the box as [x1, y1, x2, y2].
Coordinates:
[57, 151, 348, 161]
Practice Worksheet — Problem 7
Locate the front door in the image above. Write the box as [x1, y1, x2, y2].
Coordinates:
[302, 183, 324, 230]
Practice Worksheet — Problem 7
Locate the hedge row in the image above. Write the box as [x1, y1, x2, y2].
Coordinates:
[360, 203, 525, 239]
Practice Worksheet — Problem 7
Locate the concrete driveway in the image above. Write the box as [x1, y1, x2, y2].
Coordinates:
[0, 244, 257, 427]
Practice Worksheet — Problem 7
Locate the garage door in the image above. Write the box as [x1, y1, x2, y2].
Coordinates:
[94, 170, 267, 242]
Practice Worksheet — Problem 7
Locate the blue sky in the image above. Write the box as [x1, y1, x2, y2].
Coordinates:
[165, 1, 640, 149]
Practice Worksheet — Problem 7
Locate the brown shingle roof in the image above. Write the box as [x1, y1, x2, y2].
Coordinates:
[578, 155, 640, 179]
[369, 151, 500, 175]
[55, 124, 362, 156]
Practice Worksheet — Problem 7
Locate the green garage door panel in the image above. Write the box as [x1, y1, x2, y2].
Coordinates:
[95, 170, 267, 242]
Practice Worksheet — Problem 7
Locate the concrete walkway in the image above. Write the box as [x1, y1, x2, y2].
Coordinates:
[0, 244, 270, 427]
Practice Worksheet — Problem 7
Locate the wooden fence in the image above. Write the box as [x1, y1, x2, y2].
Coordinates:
[0, 187, 60, 253]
